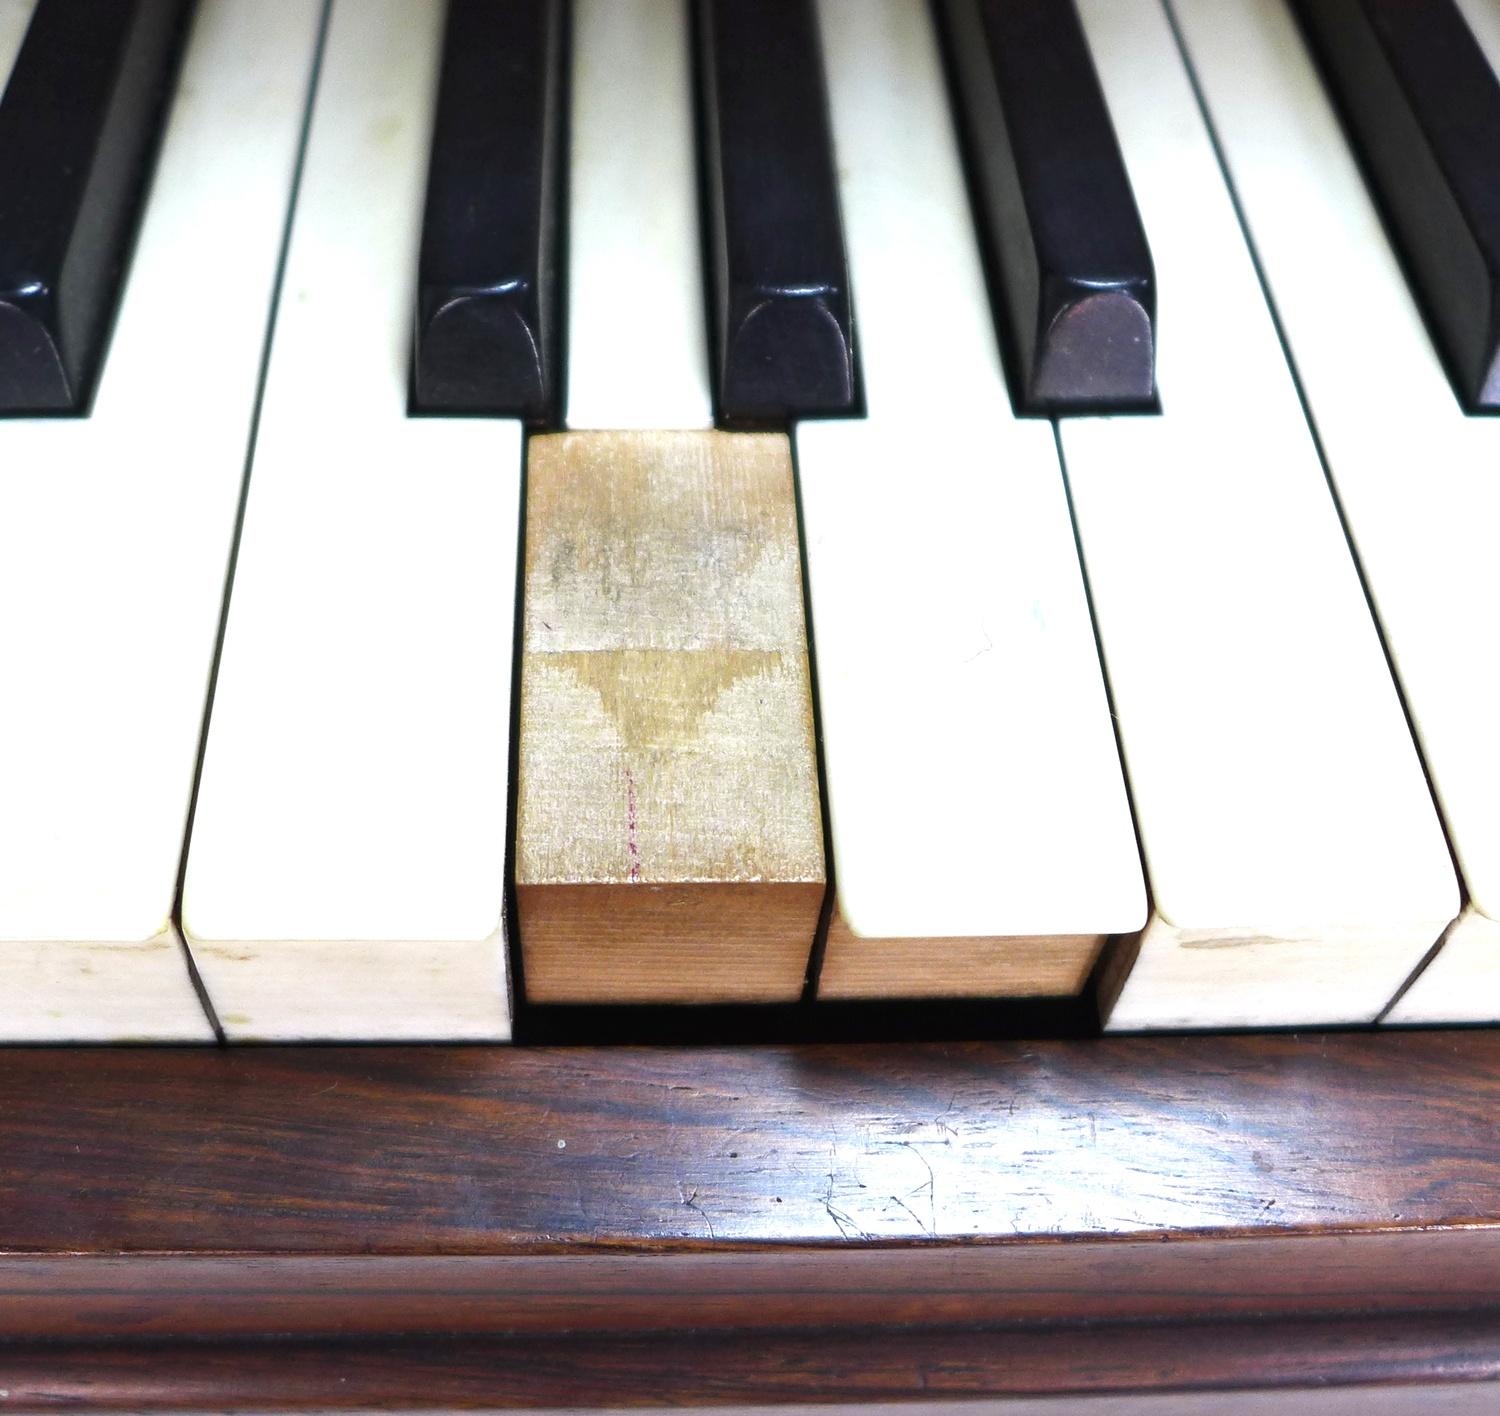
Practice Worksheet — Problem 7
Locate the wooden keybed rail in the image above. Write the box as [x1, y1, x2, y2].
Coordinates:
[3, 1031, 1500, 1407]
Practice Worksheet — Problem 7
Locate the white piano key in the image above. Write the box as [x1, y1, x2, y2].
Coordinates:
[0, 0, 321, 1041]
[0, 2, 36, 83]
[1388, 911, 1500, 1024]
[1066, 0, 1459, 1030]
[797, 0, 1145, 999]
[181, 0, 520, 1041]
[1455, 0, 1500, 65]
[1166, 0, 1500, 1022]
[564, 0, 711, 431]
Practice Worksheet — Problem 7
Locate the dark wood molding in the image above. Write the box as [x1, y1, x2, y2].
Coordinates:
[3, 1312, 1500, 1410]
[3, 1031, 1500, 1344]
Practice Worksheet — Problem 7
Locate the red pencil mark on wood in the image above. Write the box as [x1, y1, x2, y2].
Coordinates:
[625, 768, 641, 883]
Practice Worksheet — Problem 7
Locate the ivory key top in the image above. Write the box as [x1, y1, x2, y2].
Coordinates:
[516, 429, 826, 1004]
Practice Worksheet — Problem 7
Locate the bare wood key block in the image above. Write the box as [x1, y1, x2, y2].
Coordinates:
[517, 430, 825, 1004]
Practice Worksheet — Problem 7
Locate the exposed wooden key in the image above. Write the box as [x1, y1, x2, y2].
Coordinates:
[517, 429, 825, 1004]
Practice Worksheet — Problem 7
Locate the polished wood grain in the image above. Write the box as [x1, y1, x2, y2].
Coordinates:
[3, 1032, 1500, 1343]
[516, 429, 824, 1004]
[4, 1311, 1500, 1410]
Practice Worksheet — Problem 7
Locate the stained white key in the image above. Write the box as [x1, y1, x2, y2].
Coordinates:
[1067, 0, 1457, 1031]
[1165, 0, 1500, 1022]
[181, 0, 520, 1041]
[796, 0, 1144, 1000]
[564, 0, 711, 431]
[0, 0, 322, 1041]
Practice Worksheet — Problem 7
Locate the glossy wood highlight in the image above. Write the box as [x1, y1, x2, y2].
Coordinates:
[3, 1032, 1500, 1341]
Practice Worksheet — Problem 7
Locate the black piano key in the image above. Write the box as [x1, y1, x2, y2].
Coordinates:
[696, 0, 857, 426]
[1294, 0, 1500, 412]
[0, 0, 194, 415]
[938, 0, 1155, 415]
[412, 0, 565, 421]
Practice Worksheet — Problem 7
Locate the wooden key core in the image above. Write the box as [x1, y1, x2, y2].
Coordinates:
[517, 430, 825, 1004]
[818, 906, 1104, 1002]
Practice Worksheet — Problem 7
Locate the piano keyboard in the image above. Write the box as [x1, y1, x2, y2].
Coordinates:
[2, 0, 1499, 1041]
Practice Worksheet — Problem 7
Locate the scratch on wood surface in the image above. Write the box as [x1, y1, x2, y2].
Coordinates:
[679, 1183, 717, 1239]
